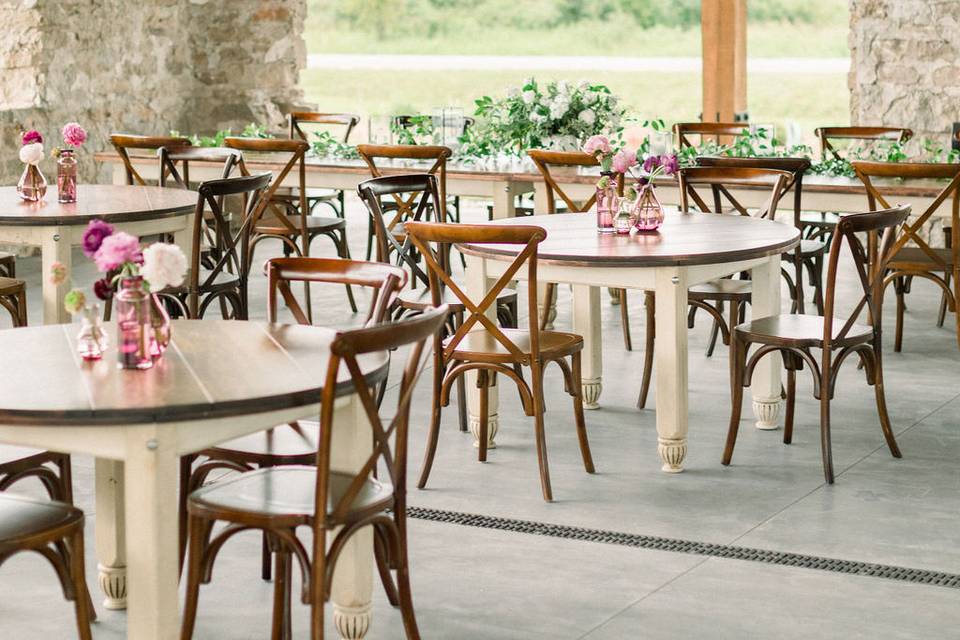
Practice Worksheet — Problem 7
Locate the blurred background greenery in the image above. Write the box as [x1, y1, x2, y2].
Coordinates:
[301, 0, 850, 142]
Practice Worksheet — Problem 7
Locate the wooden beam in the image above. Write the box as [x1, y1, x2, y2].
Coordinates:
[701, 0, 747, 122]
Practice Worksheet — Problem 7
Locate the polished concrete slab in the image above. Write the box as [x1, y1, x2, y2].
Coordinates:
[0, 198, 957, 638]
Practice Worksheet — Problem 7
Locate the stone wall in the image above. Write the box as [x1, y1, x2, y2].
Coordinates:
[0, 0, 307, 185]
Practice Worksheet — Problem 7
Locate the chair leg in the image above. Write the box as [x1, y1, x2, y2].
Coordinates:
[637, 292, 655, 409]
[819, 372, 835, 484]
[937, 272, 950, 327]
[722, 334, 746, 465]
[456, 374, 468, 433]
[872, 351, 902, 458]
[180, 514, 206, 640]
[570, 352, 595, 473]
[178, 455, 196, 573]
[394, 516, 422, 640]
[539, 283, 556, 331]
[530, 365, 553, 502]
[69, 527, 95, 640]
[477, 373, 490, 463]
[335, 229, 358, 313]
[705, 301, 722, 357]
[270, 543, 293, 640]
[16, 289, 27, 326]
[619, 289, 632, 350]
[416, 363, 444, 489]
[55, 454, 74, 504]
[374, 527, 400, 607]
[784, 367, 796, 445]
[894, 276, 905, 352]
[813, 255, 825, 315]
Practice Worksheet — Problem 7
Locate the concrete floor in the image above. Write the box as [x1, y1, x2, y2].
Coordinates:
[1, 199, 958, 639]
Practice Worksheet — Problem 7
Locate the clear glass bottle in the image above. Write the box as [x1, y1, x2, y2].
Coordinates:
[595, 172, 619, 233]
[76, 305, 108, 361]
[57, 149, 78, 204]
[149, 294, 172, 360]
[633, 183, 665, 233]
[614, 199, 634, 235]
[115, 276, 153, 370]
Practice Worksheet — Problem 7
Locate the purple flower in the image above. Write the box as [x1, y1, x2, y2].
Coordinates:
[642, 155, 661, 173]
[93, 277, 114, 301]
[21, 130, 42, 145]
[82, 219, 115, 258]
[62, 122, 87, 148]
[660, 154, 679, 175]
[93, 232, 142, 272]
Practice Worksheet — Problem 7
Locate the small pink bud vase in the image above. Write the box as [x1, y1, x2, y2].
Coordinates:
[17, 164, 47, 202]
[633, 183, 665, 232]
[57, 149, 78, 204]
[595, 172, 619, 233]
[115, 276, 153, 370]
[149, 293, 172, 360]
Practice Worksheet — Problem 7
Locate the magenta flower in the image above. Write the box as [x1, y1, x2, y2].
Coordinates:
[82, 219, 115, 258]
[62, 122, 87, 148]
[21, 130, 43, 145]
[660, 154, 679, 175]
[642, 155, 661, 173]
[582, 135, 612, 156]
[612, 149, 638, 174]
[93, 277, 114, 301]
[93, 232, 142, 272]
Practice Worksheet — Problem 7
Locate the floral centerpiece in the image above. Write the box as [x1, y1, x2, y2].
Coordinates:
[17, 130, 47, 202]
[629, 152, 679, 232]
[583, 134, 620, 232]
[51, 122, 87, 204]
[62, 219, 187, 368]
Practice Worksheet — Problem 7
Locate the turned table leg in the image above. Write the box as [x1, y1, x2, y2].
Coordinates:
[571, 284, 602, 409]
[750, 254, 784, 430]
[95, 458, 127, 610]
[654, 268, 689, 472]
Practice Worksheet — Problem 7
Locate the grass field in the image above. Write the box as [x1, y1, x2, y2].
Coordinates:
[300, 69, 849, 144]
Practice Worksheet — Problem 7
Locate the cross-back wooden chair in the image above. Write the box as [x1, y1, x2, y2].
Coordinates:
[225, 136, 356, 320]
[526, 149, 637, 351]
[0, 275, 26, 327]
[356, 144, 452, 261]
[724, 205, 911, 483]
[110, 133, 192, 185]
[0, 252, 15, 279]
[816, 126, 913, 162]
[288, 112, 360, 218]
[181, 304, 449, 640]
[178, 256, 408, 581]
[358, 174, 518, 434]
[0, 493, 96, 640]
[852, 160, 960, 350]
[406, 221, 595, 502]
[674, 122, 751, 149]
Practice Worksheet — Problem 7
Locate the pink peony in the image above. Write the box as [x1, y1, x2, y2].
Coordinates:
[582, 134, 611, 156]
[62, 122, 87, 147]
[642, 154, 661, 173]
[612, 148, 638, 174]
[141, 242, 187, 291]
[82, 219, 115, 258]
[93, 232, 142, 272]
[21, 130, 42, 145]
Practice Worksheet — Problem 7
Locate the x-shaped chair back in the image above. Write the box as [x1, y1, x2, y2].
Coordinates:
[110, 133, 192, 185]
[404, 221, 546, 364]
[815, 126, 913, 162]
[357, 173, 444, 287]
[266, 256, 407, 327]
[527, 149, 618, 213]
[314, 304, 448, 543]
[158, 146, 241, 189]
[822, 205, 911, 348]
[357, 144, 451, 229]
[674, 122, 750, 149]
[289, 112, 360, 144]
[852, 160, 960, 277]
[678, 166, 791, 221]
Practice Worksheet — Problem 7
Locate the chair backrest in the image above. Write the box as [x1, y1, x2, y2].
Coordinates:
[695, 156, 811, 228]
[314, 304, 449, 532]
[288, 112, 360, 144]
[822, 205, 911, 351]
[392, 114, 474, 139]
[405, 221, 546, 364]
[187, 173, 272, 317]
[677, 166, 792, 221]
[527, 149, 618, 213]
[815, 126, 913, 162]
[674, 122, 750, 149]
[357, 174, 444, 288]
[266, 257, 407, 326]
[224, 137, 311, 245]
[357, 143, 452, 223]
[852, 160, 960, 275]
[158, 146, 242, 189]
[110, 134, 192, 185]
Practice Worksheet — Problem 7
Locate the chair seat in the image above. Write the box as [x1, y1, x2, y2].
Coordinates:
[688, 279, 752, 301]
[0, 493, 82, 551]
[0, 276, 25, 296]
[888, 247, 955, 271]
[188, 465, 392, 527]
[734, 313, 873, 348]
[281, 187, 340, 201]
[397, 286, 516, 312]
[204, 422, 320, 466]
[799, 211, 840, 227]
[160, 269, 239, 295]
[447, 328, 582, 363]
[255, 215, 345, 236]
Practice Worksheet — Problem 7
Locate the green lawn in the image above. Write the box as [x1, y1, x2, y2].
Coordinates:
[300, 69, 849, 144]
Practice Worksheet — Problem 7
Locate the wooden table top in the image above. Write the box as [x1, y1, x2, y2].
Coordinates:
[459, 210, 801, 268]
[0, 184, 197, 226]
[0, 320, 388, 426]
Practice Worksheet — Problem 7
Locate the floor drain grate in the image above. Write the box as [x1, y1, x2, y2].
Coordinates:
[407, 506, 960, 589]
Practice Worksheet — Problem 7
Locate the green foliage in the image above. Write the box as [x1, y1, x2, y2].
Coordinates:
[391, 115, 434, 145]
[169, 123, 272, 148]
[309, 131, 359, 159]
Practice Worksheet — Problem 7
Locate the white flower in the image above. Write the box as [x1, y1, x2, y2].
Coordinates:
[522, 90, 536, 105]
[577, 80, 591, 92]
[549, 103, 569, 120]
[607, 95, 619, 108]
[530, 111, 546, 124]
[19, 142, 43, 165]
[556, 80, 570, 96]
[578, 109, 597, 126]
[507, 87, 520, 98]
[141, 242, 188, 291]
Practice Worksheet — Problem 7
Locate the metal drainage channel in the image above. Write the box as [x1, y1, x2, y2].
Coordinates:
[408, 506, 960, 589]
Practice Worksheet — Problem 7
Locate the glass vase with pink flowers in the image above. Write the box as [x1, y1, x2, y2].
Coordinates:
[53, 122, 87, 204]
[16, 130, 47, 202]
[583, 135, 620, 232]
[632, 153, 679, 233]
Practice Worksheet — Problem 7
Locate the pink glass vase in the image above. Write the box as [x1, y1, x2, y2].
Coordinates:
[595, 173, 619, 233]
[57, 149, 78, 204]
[633, 183, 665, 232]
[17, 164, 47, 202]
[149, 293, 172, 360]
[115, 276, 153, 370]
[76, 305, 108, 361]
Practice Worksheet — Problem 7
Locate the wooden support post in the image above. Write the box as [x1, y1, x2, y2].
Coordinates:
[701, 0, 747, 123]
